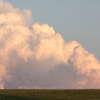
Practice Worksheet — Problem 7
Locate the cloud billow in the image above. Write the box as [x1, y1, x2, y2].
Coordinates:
[0, 0, 100, 89]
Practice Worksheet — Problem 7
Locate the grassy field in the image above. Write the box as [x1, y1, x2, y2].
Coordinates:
[0, 89, 100, 100]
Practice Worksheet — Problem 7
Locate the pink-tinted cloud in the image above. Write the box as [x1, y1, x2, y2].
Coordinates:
[0, 0, 100, 89]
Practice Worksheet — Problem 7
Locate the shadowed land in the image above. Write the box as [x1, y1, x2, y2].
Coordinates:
[0, 89, 100, 100]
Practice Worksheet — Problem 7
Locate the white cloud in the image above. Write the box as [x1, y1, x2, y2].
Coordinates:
[0, 0, 100, 89]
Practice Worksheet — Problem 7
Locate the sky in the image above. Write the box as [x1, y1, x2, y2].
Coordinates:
[0, 0, 100, 89]
[3, 0, 100, 60]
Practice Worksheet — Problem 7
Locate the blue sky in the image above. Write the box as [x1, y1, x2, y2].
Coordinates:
[3, 0, 100, 60]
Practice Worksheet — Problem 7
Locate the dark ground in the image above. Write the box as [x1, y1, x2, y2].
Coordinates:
[0, 89, 100, 100]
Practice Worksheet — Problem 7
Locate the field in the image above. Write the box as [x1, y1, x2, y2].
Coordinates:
[0, 89, 100, 100]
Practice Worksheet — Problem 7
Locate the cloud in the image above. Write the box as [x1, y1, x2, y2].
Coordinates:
[0, 0, 100, 89]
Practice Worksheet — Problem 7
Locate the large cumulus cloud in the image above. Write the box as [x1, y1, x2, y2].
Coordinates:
[0, 0, 100, 89]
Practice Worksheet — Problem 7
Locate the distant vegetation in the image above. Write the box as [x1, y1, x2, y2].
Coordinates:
[0, 89, 100, 100]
